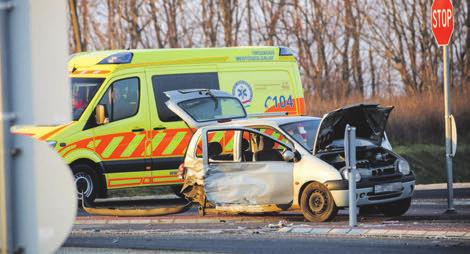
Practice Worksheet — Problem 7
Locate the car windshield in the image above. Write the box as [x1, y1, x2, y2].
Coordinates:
[71, 77, 105, 121]
[177, 97, 246, 122]
[280, 119, 320, 151]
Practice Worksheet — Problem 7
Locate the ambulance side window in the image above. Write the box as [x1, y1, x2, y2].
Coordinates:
[98, 77, 140, 122]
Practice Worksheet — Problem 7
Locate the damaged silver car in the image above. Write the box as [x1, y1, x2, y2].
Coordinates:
[166, 89, 415, 222]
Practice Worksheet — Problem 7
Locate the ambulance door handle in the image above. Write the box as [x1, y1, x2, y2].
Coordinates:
[153, 126, 166, 131]
[132, 128, 145, 132]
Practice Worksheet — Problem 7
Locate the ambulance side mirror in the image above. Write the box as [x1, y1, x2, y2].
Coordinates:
[95, 105, 107, 125]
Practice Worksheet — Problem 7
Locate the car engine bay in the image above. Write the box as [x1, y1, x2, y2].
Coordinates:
[316, 146, 400, 179]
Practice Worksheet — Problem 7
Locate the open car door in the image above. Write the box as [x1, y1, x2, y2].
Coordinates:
[164, 89, 248, 128]
[200, 126, 294, 208]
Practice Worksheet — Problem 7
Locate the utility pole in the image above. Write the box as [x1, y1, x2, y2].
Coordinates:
[431, 0, 456, 213]
[0, 1, 75, 253]
[1, 2, 15, 253]
[345, 124, 357, 227]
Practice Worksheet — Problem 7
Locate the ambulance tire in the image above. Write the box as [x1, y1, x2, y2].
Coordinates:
[300, 182, 338, 222]
[171, 184, 186, 199]
[72, 164, 99, 206]
[378, 198, 411, 217]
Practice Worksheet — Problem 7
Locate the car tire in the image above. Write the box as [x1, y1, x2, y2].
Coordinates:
[71, 163, 99, 205]
[300, 182, 338, 222]
[378, 198, 412, 217]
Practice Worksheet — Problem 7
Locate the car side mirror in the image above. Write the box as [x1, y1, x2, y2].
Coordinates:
[294, 150, 302, 162]
[95, 105, 108, 125]
[282, 150, 295, 162]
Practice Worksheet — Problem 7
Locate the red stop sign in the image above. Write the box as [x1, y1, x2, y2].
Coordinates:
[432, 0, 454, 46]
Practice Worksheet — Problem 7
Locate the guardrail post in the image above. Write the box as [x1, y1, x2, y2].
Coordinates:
[0, 0, 70, 253]
[344, 124, 357, 227]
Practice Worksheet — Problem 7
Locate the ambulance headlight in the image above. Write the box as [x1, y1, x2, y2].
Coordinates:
[341, 168, 361, 182]
[47, 140, 57, 148]
[396, 159, 410, 175]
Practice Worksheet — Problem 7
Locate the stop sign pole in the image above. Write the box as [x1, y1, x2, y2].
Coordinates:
[431, 0, 455, 213]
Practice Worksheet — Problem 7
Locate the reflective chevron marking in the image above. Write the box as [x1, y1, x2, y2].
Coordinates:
[58, 127, 249, 161]
[171, 131, 193, 156]
[162, 131, 187, 155]
[107, 175, 183, 188]
[102, 136, 124, 158]
[130, 136, 147, 158]
[121, 134, 145, 158]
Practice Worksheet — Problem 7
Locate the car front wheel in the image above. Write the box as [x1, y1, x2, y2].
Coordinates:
[378, 197, 411, 217]
[71, 163, 99, 205]
[300, 182, 338, 222]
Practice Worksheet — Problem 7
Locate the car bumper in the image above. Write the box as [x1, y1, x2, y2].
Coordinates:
[325, 174, 416, 207]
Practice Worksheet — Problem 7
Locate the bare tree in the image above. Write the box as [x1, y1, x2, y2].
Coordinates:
[68, 0, 82, 53]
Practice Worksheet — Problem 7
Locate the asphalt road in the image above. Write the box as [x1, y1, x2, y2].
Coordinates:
[63, 188, 470, 253]
[63, 233, 469, 254]
[76, 187, 470, 218]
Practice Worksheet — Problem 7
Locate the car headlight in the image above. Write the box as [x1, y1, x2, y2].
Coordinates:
[396, 159, 410, 175]
[341, 168, 361, 182]
[46, 140, 57, 148]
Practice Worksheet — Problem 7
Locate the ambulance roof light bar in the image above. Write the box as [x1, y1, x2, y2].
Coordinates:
[279, 47, 294, 56]
[98, 52, 133, 64]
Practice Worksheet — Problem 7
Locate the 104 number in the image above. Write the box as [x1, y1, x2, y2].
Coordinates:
[264, 95, 294, 108]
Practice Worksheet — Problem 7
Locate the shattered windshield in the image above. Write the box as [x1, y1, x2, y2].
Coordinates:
[178, 97, 246, 123]
[280, 119, 320, 151]
[71, 78, 105, 121]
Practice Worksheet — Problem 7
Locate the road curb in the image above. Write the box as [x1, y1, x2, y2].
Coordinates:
[279, 226, 470, 240]
[75, 216, 285, 225]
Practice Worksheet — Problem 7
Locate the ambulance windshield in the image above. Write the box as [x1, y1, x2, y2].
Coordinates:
[71, 78, 105, 120]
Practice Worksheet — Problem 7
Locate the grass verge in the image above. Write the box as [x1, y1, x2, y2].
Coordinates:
[394, 144, 470, 184]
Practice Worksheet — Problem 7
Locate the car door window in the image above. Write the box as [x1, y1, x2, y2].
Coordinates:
[198, 130, 236, 161]
[256, 127, 291, 147]
[98, 77, 140, 122]
[242, 130, 290, 162]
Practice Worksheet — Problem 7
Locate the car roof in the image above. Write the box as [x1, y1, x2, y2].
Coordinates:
[217, 116, 321, 128]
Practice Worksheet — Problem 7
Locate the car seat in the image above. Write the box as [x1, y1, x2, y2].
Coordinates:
[242, 138, 253, 162]
[254, 136, 283, 161]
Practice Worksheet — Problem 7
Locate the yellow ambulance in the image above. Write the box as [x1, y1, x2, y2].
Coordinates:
[14, 46, 306, 202]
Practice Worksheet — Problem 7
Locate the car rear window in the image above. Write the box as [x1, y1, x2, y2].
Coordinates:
[152, 73, 219, 122]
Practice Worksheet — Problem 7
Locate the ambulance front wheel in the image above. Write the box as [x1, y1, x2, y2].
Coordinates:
[72, 163, 99, 205]
[171, 184, 185, 198]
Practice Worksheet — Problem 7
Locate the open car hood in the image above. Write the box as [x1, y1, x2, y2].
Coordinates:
[313, 104, 393, 154]
[164, 89, 247, 128]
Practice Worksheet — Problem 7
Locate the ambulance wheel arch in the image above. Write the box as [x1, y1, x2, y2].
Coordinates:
[70, 159, 107, 201]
